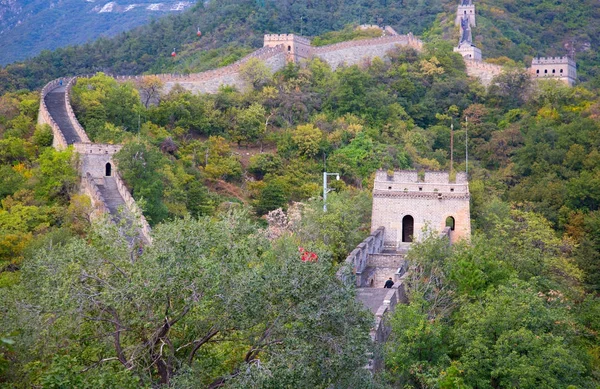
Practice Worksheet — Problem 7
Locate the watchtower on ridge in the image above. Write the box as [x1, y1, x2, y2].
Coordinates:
[371, 170, 471, 248]
[263, 34, 312, 63]
[456, 0, 476, 27]
[531, 56, 577, 87]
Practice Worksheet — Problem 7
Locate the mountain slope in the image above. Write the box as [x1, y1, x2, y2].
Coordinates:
[0, 0, 193, 65]
[1, 0, 600, 93]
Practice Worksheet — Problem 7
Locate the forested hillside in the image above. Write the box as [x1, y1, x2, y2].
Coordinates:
[2, 0, 600, 93]
[2, 36, 600, 385]
[2, 0, 600, 386]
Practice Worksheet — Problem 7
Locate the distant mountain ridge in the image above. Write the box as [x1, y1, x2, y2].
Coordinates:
[1, 0, 599, 92]
[0, 0, 193, 65]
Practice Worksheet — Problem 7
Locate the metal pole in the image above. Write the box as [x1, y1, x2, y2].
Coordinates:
[323, 172, 327, 212]
[323, 172, 340, 212]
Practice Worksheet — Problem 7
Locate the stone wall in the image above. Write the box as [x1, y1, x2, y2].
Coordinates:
[464, 59, 503, 87]
[38, 79, 68, 150]
[114, 172, 153, 244]
[73, 143, 122, 179]
[371, 170, 471, 246]
[81, 172, 110, 218]
[115, 45, 287, 94]
[312, 34, 423, 70]
[64, 78, 91, 143]
[530, 56, 577, 86]
[337, 227, 385, 287]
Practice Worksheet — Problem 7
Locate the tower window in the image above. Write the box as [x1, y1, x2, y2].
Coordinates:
[536, 69, 540, 74]
[544, 69, 548, 74]
[560, 69, 563, 73]
[287, 45, 291, 52]
[552, 69, 556, 73]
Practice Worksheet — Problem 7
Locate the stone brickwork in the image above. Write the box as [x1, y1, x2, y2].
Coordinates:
[456, 1, 476, 27]
[40, 78, 152, 245]
[81, 172, 110, 218]
[530, 56, 577, 86]
[464, 60, 503, 86]
[73, 143, 122, 179]
[263, 34, 311, 62]
[64, 78, 91, 143]
[38, 79, 68, 150]
[312, 34, 423, 70]
[371, 170, 471, 247]
[115, 45, 287, 94]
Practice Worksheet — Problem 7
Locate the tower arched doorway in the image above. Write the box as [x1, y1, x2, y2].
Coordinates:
[105, 162, 112, 177]
[445, 216, 455, 231]
[402, 215, 414, 243]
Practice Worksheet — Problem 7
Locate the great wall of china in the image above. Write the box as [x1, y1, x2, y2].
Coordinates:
[38, 77, 152, 244]
[34, 2, 578, 366]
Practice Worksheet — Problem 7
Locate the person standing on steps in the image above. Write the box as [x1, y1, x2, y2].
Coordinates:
[384, 278, 394, 288]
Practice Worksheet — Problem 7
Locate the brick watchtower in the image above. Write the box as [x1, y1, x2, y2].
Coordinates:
[456, 0, 476, 27]
[263, 34, 312, 63]
[371, 170, 471, 248]
[531, 57, 577, 86]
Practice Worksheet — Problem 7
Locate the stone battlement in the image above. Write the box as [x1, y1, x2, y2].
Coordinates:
[73, 143, 122, 155]
[532, 56, 575, 65]
[312, 33, 422, 54]
[263, 34, 311, 45]
[372, 170, 471, 245]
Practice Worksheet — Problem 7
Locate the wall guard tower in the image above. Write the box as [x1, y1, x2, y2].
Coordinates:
[456, 0, 476, 27]
[371, 170, 471, 248]
[531, 56, 577, 86]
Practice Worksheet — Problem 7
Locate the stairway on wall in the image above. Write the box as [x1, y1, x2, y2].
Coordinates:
[96, 177, 126, 220]
[44, 87, 81, 144]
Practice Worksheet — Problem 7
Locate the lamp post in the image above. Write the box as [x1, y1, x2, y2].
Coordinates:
[323, 172, 340, 212]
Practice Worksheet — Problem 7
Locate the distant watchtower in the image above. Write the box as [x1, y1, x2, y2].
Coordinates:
[454, 14, 481, 61]
[263, 34, 312, 63]
[531, 56, 577, 86]
[371, 170, 471, 248]
[456, 0, 476, 27]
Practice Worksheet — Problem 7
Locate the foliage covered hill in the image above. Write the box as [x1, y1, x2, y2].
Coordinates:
[0, 0, 193, 65]
[0, 0, 445, 92]
[2, 29, 600, 387]
[4, 0, 599, 93]
[436, 0, 600, 82]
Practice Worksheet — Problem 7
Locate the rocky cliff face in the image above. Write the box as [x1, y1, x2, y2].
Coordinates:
[0, 0, 193, 65]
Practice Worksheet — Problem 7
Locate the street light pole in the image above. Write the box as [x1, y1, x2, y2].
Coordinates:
[323, 172, 340, 212]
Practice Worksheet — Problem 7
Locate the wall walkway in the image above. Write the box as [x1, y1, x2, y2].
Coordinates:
[38, 78, 152, 244]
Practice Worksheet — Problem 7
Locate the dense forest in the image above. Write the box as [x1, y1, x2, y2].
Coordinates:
[1, 0, 600, 386]
[2, 34, 600, 386]
[2, 0, 600, 93]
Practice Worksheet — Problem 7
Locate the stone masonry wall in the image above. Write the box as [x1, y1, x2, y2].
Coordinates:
[38, 80, 68, 150]
[81, 172, 110, 218]
[73, 143, 122, 179]
[464, 59, 503, 87]
[64, 78, 91, 143]
[371, 170, 471, 246]
[115, 45, 287, 94]
[312, 34, 423, 70]
[114, 172, 153, 244]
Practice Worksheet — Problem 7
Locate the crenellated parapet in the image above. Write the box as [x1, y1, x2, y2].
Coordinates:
[530, 56, 577, 86]
[372, 170, 471, 246]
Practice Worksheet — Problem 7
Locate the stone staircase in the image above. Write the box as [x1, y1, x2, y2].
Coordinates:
[44, 87, 81, 144]
[96, 176, 127, 222]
